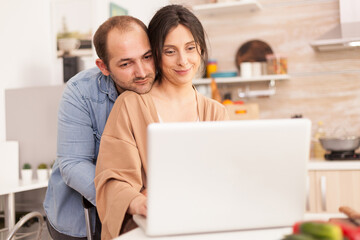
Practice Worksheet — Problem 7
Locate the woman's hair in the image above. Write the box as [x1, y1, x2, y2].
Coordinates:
[148, 4, 208, 82]
[93, 16, 147, 68]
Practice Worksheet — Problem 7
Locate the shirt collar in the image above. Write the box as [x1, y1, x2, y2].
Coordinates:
[98, 73, 118, 102]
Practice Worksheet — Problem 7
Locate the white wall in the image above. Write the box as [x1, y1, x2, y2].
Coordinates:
[0, 0, 60, 141]
[0, 0, 170, 142]
[109, 0, 170, 25]
[0, 0, 171, 214]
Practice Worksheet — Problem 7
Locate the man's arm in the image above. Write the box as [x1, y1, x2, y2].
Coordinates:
[57, 83, 97, 206]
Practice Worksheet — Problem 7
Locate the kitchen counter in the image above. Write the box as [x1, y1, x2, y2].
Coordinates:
[308, 158, 360, 170]
[114, 213, 345, 240]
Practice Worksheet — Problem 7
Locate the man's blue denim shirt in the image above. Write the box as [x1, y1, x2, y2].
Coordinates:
[43, 67, 118, 237]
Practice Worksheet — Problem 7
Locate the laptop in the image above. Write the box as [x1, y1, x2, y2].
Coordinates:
[134, 118, 311, 236]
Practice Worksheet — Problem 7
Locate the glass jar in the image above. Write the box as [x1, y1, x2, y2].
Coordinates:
[206, 59, 217, 78]
[266, 54, 288, 75]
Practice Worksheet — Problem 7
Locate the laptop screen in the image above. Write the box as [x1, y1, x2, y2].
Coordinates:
[143, 119, 311, 236]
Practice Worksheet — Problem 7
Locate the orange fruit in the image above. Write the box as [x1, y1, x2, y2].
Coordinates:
[222, 99, 233, 105]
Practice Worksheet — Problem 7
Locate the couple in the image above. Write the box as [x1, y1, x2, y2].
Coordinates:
[44, 4, 229, 240]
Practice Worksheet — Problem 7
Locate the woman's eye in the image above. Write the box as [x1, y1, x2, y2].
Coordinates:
[164, 49, 175, 55]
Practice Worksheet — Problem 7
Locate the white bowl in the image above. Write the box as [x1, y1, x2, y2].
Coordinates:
[58, 38, 80, 54]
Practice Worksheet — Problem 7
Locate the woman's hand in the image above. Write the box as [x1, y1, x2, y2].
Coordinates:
[128, 194, 147, 217]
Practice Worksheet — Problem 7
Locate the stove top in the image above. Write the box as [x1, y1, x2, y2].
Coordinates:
[325, 151, 360, 161]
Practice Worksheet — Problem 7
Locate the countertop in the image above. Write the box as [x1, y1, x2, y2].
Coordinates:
[115, 213, 345, 240]
[308, 158, 360, 170]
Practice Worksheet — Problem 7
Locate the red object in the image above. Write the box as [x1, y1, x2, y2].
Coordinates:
[233, 100, 244, 105]
[292, 221, 301, 233]
[332, 221, 360, 240]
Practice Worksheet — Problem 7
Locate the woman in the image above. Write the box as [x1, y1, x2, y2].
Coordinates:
[95, 4, 229, 239]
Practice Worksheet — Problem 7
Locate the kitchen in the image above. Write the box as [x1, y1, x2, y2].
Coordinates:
[1, 0, 360, 239]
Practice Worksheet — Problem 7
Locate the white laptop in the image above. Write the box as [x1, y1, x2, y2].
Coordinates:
[134, 118, 311, 236]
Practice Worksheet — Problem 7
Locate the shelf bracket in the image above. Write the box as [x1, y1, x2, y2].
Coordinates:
[238, 79, 276, 98]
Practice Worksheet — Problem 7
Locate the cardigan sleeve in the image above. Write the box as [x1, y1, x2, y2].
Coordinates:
[94, 96, 144, 240]
[197, 92, 230, 121]
[215, 104, 230, 121]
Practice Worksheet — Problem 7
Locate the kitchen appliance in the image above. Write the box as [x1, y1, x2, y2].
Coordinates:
[310, 0, 360, 51]
[324, 150, 360, 161]
[320, 136, 360, 160]
[63, 56, 79, 83]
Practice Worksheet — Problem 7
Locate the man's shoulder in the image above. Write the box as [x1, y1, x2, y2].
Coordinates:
[63, 67, 116, 101]
[66, 67, 102, 89]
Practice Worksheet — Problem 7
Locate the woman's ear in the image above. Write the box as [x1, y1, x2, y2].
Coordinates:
[96, 59, 110, 76]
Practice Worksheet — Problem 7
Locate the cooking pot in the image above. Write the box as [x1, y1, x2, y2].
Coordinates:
[319, 136, 360, 152]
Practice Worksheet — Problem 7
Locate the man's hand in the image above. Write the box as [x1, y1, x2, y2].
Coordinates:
[128, 195, 147, 217]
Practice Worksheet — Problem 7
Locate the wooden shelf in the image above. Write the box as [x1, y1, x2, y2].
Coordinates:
[193, 74, 290, 85]
[192, 0, 262, 16]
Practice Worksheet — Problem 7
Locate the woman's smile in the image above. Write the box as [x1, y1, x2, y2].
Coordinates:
[174, 67, 192, 75]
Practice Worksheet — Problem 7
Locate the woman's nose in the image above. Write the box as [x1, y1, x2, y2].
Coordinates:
[177, 52, 188, 66]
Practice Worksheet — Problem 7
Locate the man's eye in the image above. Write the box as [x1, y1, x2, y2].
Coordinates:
[120, 63, 129, 68]
[144, 54, 153, 60]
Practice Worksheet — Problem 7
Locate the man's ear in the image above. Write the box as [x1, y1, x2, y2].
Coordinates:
[96, 59, 110, 76]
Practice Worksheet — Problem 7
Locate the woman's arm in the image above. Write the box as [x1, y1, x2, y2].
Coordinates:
[95, 94, 147, 239]
[128, 194, 147, 216]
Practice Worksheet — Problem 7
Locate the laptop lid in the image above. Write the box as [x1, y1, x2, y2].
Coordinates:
[138, 119, 311, 236]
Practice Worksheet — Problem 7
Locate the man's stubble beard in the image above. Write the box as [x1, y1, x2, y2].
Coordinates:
[110, 72, 155, 95]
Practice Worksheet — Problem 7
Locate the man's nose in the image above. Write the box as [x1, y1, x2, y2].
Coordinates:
[134, 63, 146, 78]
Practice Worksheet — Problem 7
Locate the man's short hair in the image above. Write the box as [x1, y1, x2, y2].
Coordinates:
[93, 16, 147, 68]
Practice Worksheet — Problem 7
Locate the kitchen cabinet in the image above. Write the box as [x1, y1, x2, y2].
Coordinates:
[307, 164, 360, 213]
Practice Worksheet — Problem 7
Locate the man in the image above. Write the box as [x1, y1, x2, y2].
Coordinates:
[43, 16, 155, 240]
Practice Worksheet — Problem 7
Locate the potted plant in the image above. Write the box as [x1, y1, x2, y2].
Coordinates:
[21, 163, 33, 183]
[57, 17, 81, 56]
[37, 163, 48, 181]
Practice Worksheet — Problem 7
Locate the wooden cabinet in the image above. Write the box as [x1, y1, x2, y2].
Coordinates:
[307, 169, 360, 213]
